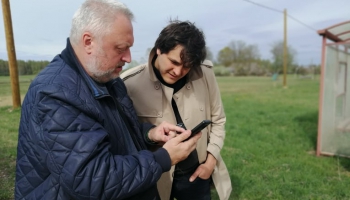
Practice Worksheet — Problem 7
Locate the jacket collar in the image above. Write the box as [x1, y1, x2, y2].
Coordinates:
[60, 38, 110, 99]
[147, 48, 204, 83]
[147, 48, 159, 82]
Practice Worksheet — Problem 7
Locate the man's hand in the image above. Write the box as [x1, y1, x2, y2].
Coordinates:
[147, 121, 186, 145]
[189, 153, 217, 182]
[163, 130, 201, 165]
[148, 121, 201, 165]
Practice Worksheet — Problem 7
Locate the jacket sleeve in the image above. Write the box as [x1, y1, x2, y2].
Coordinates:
[203, 67, 227, 160]
[30, 84, 170, 199]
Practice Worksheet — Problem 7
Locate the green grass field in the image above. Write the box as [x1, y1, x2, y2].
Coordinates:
[1, 75, 350, 199]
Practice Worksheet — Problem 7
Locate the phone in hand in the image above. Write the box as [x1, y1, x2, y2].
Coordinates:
[184, 119, 212, 141]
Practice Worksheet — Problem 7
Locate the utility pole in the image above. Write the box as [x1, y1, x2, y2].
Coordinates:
[1, 0, 21, 108]
[283, 9, 288, 88]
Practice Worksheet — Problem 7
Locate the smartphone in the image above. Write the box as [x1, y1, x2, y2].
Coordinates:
[184, 120, 212, 141]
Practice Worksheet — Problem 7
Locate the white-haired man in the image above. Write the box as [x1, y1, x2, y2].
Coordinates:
[14, 1, 200, 199]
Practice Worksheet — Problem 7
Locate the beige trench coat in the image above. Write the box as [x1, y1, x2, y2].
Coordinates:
[120, 50, 232, 200]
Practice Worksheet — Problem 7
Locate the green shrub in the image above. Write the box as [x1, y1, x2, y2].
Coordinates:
[213, 65, 231, 76]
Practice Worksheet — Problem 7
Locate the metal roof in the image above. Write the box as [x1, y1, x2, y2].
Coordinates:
[318, 20, 350, 43]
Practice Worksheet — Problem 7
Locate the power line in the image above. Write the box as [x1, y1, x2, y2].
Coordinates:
[242, 0, 317, 32]
[287, 14, 317, 31]
[242, 0, 282, 13]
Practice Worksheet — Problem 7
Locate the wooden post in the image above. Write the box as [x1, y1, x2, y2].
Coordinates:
[1, 0, 21, 108]
[283, 9, 288, 88]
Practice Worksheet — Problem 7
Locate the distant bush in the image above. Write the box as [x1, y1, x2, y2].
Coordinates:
[213, 65, 231, 76]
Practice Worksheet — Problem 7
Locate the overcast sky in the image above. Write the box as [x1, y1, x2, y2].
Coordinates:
[0, 0, 349, 66]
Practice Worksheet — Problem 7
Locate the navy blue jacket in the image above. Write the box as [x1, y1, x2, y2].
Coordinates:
[15, 39, 171, 200]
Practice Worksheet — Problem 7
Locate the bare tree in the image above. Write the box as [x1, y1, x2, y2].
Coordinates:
[216, 40, 260, 67]
[228, 40, 260, 63]
[270, 41, 297, 74]
[217, 40, 262, 75]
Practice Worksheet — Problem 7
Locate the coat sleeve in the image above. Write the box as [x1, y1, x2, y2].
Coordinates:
[202, 67, 227, 160]
[29, 84, 169, 200]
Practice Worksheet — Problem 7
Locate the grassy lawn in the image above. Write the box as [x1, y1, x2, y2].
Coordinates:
[1, 75, 350, 199]
[0, 75, 34, 199]
[217, 76, 350, 199]
[0, 75, 33, 107]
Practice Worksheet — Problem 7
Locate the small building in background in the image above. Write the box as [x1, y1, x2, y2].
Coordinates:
[317, 20, 350, 157]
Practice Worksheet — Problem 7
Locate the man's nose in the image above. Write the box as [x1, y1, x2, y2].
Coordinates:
[173, 66, 182, 76]
[121, 49, 131, 63]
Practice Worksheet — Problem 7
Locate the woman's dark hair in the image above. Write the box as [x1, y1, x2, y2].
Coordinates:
[154, 20, 206, 68]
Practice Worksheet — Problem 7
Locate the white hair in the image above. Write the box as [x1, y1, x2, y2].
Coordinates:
[70, 0, 134, 45]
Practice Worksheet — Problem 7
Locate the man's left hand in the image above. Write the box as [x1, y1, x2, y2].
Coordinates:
[189, 153, 217, 182]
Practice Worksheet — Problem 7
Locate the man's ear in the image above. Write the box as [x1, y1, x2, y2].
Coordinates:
[82, 32, 93, 54]
[156, 48, 161, 55]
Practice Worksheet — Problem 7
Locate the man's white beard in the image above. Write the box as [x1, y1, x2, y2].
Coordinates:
[86, 57, 112, 83]
[85, 47, 119, 83]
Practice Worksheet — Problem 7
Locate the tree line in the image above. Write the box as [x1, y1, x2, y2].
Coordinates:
[0, 39, 320, 77]
[213, 40, 320, 76]
[0, 59, 49, 76]
[127, 40, 320, 77]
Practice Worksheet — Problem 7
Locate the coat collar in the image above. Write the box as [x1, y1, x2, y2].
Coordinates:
[60, 38, 110, 99]
[147, 48, 159, 82]
[147, 48, 204, 83]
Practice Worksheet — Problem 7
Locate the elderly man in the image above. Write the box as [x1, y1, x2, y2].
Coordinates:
[14, 1, 200, 199]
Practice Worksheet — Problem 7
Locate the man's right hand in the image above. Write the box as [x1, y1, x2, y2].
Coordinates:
[162, 130, 201, 165]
